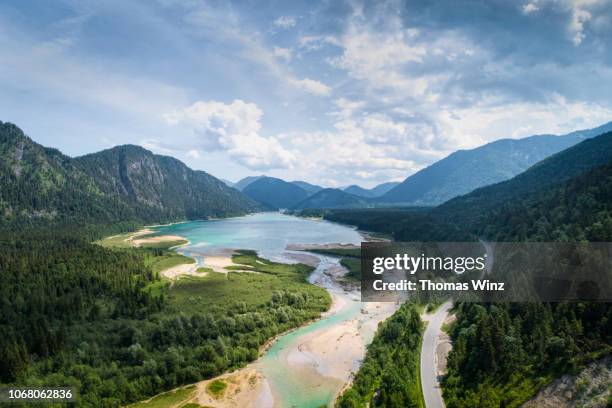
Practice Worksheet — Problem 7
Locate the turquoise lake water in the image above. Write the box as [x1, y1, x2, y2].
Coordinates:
[154, 212, 363, 261]
[154, 212, 364, 407]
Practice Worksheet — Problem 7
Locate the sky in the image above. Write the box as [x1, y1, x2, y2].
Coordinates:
[1, 0, 612, 187]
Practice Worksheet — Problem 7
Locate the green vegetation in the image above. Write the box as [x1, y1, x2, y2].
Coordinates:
[441, 161, 612, 407]
[206, 379, 227, 398]
[293, 188, 369, 210]
[326, 134, 612, 407]
[378, 127, 609, 206]
[0, 121, 260, 229]
[307, 247, 361, 258]
[336, 303, 424, 408]
[128, 385, 196, 408]
[339, 258, 361, 280]
[147, 253, 194, 275]
[305, 247, 362, 280]
[443, 302, 611, 407]
[242, 176, 309, 209]
[0, 227, 330, 407]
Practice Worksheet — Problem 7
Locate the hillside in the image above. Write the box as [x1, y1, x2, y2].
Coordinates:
[75, 145, 259, 221]
[343, 185, 376, 198]
[0, 121, 260, 227]
[291, 180, 323, 195]
[369, 181, 400, 196]
[441, 162, 612, 408]
[234, 175, 264, 191]
[380, 122, 612, 205]
[344, 182, 400, 198]
[242, 176, 309, 210]
[292, 188, 368, 210]
[436, 131, 612, 225]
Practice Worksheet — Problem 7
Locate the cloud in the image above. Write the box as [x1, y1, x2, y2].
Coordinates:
[164, 100, 295, 170]
[522, 3, 540, 13]
[273, 16, 296, 29]
[568, 0, 594, 45]
[273, 46, 292, 62]
[288, 78, 331, 96]
[186, 149, 200, 159]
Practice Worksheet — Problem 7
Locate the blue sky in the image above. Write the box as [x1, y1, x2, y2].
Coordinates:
[1, 0, 612, 187]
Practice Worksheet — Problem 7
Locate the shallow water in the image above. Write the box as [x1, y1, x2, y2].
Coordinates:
[155, 213, 366, 407]
[154, 212, 362, 262]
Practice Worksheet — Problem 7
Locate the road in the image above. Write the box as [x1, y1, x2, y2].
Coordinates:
[421, 301, 453, 408]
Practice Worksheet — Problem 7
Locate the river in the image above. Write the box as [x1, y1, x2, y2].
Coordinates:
[154, 213, 397, 408]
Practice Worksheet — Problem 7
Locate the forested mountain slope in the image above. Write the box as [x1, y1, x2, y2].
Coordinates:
[380, 122, 612, 205]
[441, 162, 612, 407]
[0, 121, 260, 227]
[436, 131, 612, 225]
[75, 145, 260, 221]
[242, 176, 309, 210]
[292, 180, 324, 195]
[292, 188, 369, 210]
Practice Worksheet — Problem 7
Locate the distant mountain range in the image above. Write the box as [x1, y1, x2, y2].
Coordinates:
[6, 118, 612, 221]
[293, 188, 369, 210]
[343, 182, 400, 198]
[226, 122, 612, 211]
[436, 129, 612, 224]
[242, 177, 310, 210]
[291, 180, 323, 195]
[0, 122, 260, 226]
[230, 176, 398, 210]
[380, 121, 612, 205]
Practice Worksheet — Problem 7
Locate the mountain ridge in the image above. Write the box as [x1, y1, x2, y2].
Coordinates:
[0, 121, 260, 226]
[380, 121, 612, 205]
[242, 176, 309, 210]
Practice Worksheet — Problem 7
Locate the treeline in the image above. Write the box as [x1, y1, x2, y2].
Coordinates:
[443, 302, 611, 407]
[477, 163, 612, 242]
[0, 121, 259, 228]
[324, 139, 612, 406]
[441, 163, 612, 406]
[336, 303, 424, 408]
[0, 226, 330, 406]
[0, 229, 162, 384]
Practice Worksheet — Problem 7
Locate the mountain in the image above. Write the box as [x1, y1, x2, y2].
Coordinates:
[436, 130, 612, 224]
[343, 185, 376, 198]
[292, 188, 368, 210]
[344, 182, 401, 198]
[242, 176, 309, 210]
[74, 144, 260, 221]
[220, 178, 235, 187]
[291, 180, 323, 196]
[369, 181, 400, 196]
[234, 175, 265, 191]
[0, 121, 260, 226]
[380, 121, 612, 205]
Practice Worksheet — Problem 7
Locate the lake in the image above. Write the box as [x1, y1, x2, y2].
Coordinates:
[154, 212, 390, 407]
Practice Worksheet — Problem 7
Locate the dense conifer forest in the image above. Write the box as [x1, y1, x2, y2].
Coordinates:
[316, 134, 612, 407]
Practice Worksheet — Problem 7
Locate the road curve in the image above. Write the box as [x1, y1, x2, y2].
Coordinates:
[421, 301, 453, 408]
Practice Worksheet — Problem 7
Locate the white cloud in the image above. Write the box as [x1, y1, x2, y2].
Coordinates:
[164, 100, 295, 170]
[186, 149, 200, 159]
[288, 78, 331, 96]
[273, 46, 292, 62]
[522, 3, 540, 13]
[569, 1, 594, 45]
[273, 16, 296, 29]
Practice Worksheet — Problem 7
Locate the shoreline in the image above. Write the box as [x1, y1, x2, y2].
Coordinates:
[127, 215, 392, 407]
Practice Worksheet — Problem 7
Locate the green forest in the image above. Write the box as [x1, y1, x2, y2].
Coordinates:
[336, 303, 424, 408]
[314, 136, 612, 407]
[0, 226, 330, 407]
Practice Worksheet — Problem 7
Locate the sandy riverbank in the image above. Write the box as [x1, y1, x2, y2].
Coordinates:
[186, 275, 397, 407]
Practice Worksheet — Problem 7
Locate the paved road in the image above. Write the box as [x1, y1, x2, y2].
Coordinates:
[421, 301, 453, 408]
